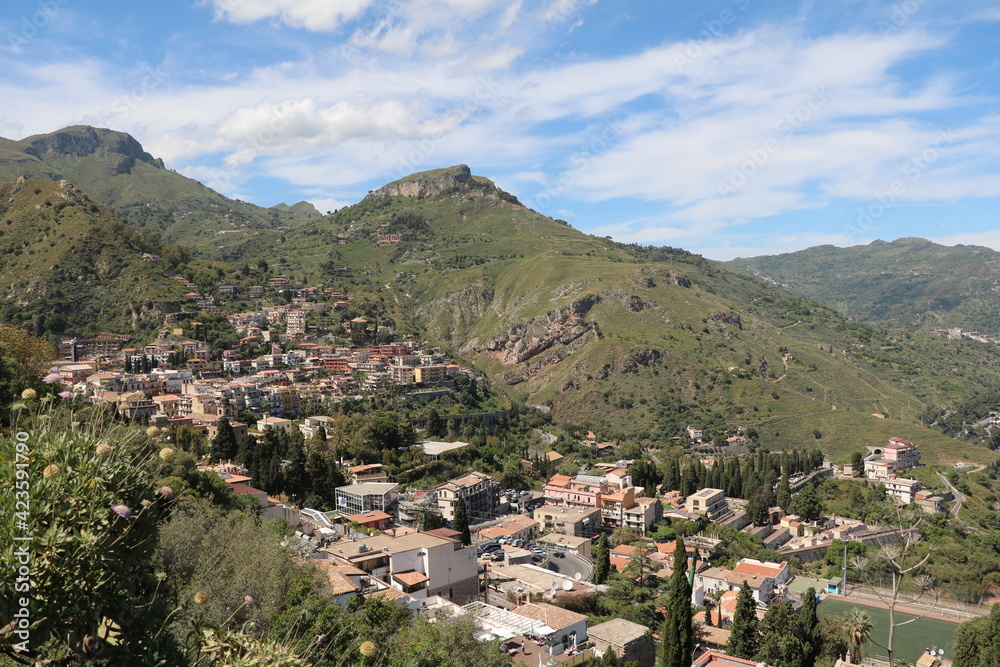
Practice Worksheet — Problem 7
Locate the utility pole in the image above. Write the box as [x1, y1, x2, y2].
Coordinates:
[842, 538, 849, 597]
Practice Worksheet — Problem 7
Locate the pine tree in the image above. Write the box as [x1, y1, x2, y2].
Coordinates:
[594, 533, 611, 584]
[660, 537, 694, 667]
[283, 436, 308, 502]
[211, 418, 239, 462]
[727, 582, 760, 659]
[452, 497, 471, 545]
[426, 409, 444, 438]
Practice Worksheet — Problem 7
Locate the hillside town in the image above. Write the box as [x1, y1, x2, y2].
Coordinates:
[19, 264, 974, 667]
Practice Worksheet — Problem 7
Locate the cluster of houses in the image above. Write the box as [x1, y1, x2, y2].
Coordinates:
[840, 438, 948, 512]
[179, 432, 946, 667]
[43, 330, 475, 438]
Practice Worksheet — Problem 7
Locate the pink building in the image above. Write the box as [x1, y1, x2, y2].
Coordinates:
[543, 473, 617, 509]
[883, 438, 920, 469]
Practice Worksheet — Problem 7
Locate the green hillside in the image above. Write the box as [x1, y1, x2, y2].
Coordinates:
[1, 129, 998, 464]
[0, 126, 314, 249]
[0, 177, 187, 337]
[724, 238, 1000, 333]
[212, 166, 1000, 461]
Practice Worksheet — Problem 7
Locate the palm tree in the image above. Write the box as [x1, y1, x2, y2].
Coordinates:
[845, 609, 873, 664]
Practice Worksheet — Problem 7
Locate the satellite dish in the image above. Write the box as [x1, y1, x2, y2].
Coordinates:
[551, 579, 559, 592]
[575, 572, 582, 580]
[563, 580, 573, 591]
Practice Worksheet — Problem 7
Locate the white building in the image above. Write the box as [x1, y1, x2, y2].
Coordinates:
[335, 482, 400, 515]
[323, 530, 479, 601]
[883, 477, 920, 504]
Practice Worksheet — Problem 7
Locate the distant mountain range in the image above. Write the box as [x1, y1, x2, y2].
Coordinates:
[724, 238, 1000, 334]
[1, 126, 999, 456]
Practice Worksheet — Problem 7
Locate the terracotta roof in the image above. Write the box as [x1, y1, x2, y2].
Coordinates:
[393, 570, 430, 586]
[732, 560, 786, 579]
[367, 586, 411, 603]
[511, 602, 587, 632]
[424, 528, 462, 541]
[547, 474, 572, 487]
[346, 510, 391, 523]
[228, 483, 265, 495]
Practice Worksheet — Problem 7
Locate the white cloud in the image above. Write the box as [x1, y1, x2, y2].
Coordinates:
[204, 0, 372, 32]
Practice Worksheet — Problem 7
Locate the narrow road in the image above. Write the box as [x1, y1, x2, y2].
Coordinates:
[936, 471, 965, 520]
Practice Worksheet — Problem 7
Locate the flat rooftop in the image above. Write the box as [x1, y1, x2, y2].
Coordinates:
[336, 482, 399, 496]
[419, 440, 471, 456]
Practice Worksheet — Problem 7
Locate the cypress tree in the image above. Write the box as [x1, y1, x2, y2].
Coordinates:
[211, 417, 239, 462]
[660, 537, 693, 667]
[727, 582, 760, 659]
[747, 490, 769, 527]
[800, 586, 819, 660]
[453, 497, 471, 545]
[594, 533, 611, 584]
[776, 473, 792, 512]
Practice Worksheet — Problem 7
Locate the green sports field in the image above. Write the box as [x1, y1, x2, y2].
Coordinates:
[818, 597, 958, 663]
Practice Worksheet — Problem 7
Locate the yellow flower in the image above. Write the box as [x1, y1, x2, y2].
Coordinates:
[146, 426, 161, 438]
[42, 464, 60, 479]
[159, 447, 175, 462]
[360, 641, 376, 657]
[95, 443, 112, 457]
[21, 388, 36, 400]
[194, 591, 209, 605]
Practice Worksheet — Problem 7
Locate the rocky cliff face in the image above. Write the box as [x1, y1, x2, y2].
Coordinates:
[372, 165, 473, 198]
[371, 164, 521, 205]
[479, 295, 602, 365]
[21, 126, 165, 174]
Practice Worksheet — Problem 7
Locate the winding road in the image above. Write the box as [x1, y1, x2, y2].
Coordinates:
[936, 471, 965, 520]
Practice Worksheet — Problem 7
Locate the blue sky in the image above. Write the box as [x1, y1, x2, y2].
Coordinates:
[2, 1, 999, 260]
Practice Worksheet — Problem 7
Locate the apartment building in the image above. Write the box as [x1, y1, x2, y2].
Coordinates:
[685, 488, 727, 520]
[435, 471, 500, 522]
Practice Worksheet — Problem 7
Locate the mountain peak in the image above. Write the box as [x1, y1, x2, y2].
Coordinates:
[19, 125, 164, 174]
[370, 164, 521, 206]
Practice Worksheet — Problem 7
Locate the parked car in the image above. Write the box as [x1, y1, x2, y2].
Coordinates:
[491, 551, 506, 562]
[482, 542, 501, 552]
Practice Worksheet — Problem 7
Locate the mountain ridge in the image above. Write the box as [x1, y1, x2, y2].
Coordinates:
[724, 238, 1000, 333]
[0, 127, 998, 459]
